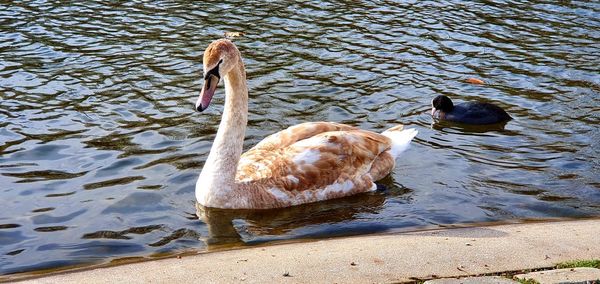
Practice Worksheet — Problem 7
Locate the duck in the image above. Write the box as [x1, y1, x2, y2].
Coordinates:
[194, 39, 418, 209]
[431, 95, 512, 125]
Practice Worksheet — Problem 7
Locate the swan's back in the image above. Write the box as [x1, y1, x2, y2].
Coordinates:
[234, 123, 402, 207]
[250, 122, 357, 151]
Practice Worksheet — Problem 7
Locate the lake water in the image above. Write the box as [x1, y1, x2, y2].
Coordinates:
[1, 0, 599, 276]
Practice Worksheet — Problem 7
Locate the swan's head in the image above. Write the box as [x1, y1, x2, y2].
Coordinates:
[196, 39, 241, 112]
[431, 95, 454, 118]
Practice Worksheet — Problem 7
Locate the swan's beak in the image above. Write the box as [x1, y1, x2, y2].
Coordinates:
[196, 74, 220, 112]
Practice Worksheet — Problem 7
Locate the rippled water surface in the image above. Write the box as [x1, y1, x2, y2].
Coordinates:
[1, 0, 599, 276]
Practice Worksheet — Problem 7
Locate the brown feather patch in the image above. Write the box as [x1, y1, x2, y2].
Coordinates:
[230, 122, 398, 208]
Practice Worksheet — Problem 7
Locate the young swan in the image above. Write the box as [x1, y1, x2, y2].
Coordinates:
[195, 39, 418, 209]
[431, 95, 512, 125]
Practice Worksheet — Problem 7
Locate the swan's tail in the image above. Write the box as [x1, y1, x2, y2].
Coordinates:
[381, 125, 418, 159]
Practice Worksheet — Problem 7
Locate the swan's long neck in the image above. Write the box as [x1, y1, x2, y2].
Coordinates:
[196, 59, 248, 206]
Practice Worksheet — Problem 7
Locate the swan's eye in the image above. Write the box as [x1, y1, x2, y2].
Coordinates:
[205, 70, 217, 80]
[205, 60, 222, 80]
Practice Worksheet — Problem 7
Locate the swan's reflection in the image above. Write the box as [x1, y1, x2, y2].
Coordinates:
[195, 191, 388, 249]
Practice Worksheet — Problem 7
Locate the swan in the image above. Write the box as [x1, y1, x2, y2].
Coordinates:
[194, 39, 418, 209]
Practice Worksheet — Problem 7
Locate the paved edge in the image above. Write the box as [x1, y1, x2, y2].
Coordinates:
[515, 267, 600, 283]
[7, 219, 600, 284]
[424, 276, 519, 283]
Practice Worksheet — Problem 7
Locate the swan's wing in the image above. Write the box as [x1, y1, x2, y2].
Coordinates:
[236, 129, 392, 206]
[249, 121, 358, 151]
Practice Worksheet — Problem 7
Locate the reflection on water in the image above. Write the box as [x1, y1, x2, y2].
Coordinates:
[196, 191, 388, 247]
[1, 0, 599, 276]
[431, 119, 511, 134]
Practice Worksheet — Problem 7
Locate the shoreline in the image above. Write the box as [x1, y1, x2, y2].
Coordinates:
[6, 218, 600, 283]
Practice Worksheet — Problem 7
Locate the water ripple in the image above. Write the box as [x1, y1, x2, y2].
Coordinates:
[1, 0, 599, 276]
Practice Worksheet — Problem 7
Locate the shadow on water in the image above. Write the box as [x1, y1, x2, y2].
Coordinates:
[195, 191, 388, 249]
[431, 119, 511, 134]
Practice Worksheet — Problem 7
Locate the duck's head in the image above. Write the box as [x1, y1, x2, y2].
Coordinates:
[431, 95, 454, 118]
[195, 39, 242, 112]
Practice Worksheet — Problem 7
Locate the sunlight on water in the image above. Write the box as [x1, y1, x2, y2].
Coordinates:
[1, 0, 599, 275]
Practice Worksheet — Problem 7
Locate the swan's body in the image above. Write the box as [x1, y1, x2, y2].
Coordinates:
[195, 39, 417, 209]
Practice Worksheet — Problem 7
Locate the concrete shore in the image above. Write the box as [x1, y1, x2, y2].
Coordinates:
[9, 219, 600, 283]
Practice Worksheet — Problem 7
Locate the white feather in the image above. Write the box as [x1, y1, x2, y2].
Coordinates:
[381, 128, 418, 159]
[292, 148, 321, 165]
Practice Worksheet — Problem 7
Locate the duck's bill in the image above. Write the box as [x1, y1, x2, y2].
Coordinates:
[431, 108, 438, 117]
[196, 74, 220, 112]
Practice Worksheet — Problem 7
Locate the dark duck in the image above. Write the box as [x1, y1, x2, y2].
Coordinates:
[431, 95, 511, 125]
